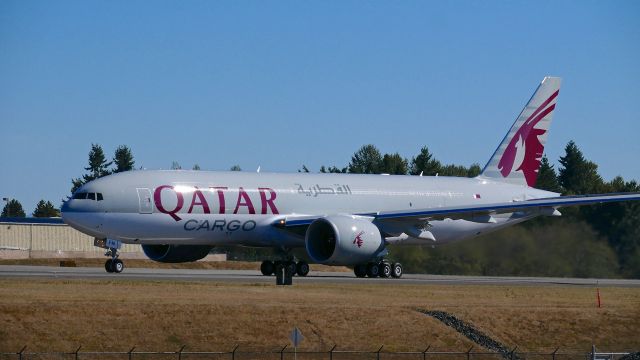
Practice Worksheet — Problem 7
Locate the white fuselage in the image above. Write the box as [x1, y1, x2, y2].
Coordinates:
[61, 170, 557, 248]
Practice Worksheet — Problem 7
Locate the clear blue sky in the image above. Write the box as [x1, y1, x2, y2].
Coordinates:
[1, 1, 639, 213]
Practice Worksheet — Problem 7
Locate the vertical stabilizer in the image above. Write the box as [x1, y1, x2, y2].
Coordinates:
[480, 77, 561, 187]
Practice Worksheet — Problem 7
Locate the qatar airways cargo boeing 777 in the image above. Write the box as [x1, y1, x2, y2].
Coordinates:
[61, 77, 640, 278]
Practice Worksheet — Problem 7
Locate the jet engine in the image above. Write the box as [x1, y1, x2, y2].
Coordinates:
[305, 215, 384, 265]
[141, 244, 213, 263]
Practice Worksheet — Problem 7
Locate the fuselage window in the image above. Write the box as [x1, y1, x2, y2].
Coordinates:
[87, 193, 96, 200]
[73, 192, 88, 200]
[97, 193, 104, 201]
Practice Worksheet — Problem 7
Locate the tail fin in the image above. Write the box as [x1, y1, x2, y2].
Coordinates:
[480, 76, 561, 187]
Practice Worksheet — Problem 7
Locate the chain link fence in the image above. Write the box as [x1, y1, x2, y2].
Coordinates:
[1, 346, 635, 360]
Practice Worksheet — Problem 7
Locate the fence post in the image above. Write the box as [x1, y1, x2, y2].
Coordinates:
[177, 345, 186, 360]
[231, 344, 239, 360]
[591, 344, 596, 360]
[467, 346, 473, 360]
[18, 346, 26, 360]
[329, 345, 336, 360]
[552, 347, 559, 360]
[128, 346, 136, 360]
[280, 345, 287, 360]
[75, 346, 81, 360]
[510, 346, 517, 360]
[423, 345, 431, 360]
[376, 345, 384, 360]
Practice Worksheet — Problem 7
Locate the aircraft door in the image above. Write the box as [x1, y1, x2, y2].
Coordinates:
[136, 188, 153, 214]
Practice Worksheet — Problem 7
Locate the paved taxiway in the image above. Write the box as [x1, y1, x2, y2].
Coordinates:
[1, 265, 639, 287]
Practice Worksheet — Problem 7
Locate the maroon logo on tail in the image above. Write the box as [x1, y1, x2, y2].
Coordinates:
[353, 231, 365, 248]
[498, 90, 559, 187]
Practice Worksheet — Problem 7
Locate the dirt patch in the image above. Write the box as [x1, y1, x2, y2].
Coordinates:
[418, 309, 517, 359]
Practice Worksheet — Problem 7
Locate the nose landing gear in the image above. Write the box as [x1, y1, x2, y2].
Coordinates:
[95, 238, 124, 273]
[104, 248, 124, 273]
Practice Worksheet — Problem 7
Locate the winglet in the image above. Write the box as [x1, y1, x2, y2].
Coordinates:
[480, 77, 561, 187]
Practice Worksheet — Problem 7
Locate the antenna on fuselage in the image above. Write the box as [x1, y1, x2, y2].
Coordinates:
[419, 171, 423, 177]
[257, 166, 261, 173]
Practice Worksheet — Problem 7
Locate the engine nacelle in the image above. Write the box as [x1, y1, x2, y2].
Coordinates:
[141, 244, 213, 263]
[305, 215, 384, 265]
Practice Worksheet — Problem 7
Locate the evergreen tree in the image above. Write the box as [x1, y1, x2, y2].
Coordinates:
[1, 199, 26, 217]
[71, 144, 112, 194]
[71, 178, 85, 194]
[348, 144, 383, 174]
[558, 141, 603, 194]
[33, 200, 59, 217]
[298, 165, 310, 173]
[410, 146, 442, 175]
[113, 145, 135, 173]
[171, 161, 182, 170]
[230, 165, 242, 171]
[439, 164, 470, 177]
[467, 163, 482, 177]
[84, 144, 112, 182]
[535, 156, 562, 192]
[320, 165, 346, 173]
[192, 164, 201, 170]
[382, 153, 408, 175]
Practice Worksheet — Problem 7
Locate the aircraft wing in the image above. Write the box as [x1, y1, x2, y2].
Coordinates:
[274, 192, 640, 228]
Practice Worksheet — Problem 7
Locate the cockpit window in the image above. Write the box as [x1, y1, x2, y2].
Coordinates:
[73, 192, 88, 199]
[97, 193, 104, 201]
[87, 193, 96, 200]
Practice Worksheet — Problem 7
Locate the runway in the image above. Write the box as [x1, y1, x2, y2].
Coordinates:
[1, 265, 639, 287]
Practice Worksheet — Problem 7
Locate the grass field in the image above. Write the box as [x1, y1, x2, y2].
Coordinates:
[1, 276, 638, 354]
[0, 258, 350, 272]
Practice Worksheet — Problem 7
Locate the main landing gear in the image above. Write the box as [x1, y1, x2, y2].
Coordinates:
[260, 260, 310, 277]
[353, 261, 403, 279]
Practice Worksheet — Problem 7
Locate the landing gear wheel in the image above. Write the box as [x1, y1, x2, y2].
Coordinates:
[354, 264, 367, 278]
[366, 263, 380, 278]
[380, 262, 391, 278]
[296, 261, 310, 277]
[113, 259, 124, 273]
[286, 261, 297, 276]
[391, 262, 403, 278]
[260, 260, 274, 276]
[105, 259, 114, 273]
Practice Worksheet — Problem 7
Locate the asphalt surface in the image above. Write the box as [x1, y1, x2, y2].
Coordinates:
[1, 265, 639, 287]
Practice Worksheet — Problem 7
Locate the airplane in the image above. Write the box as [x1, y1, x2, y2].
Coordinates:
[61, 76, 640, 278]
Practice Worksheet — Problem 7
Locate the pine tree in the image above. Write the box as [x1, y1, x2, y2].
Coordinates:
[535, 156, 562, 192]
[71, 178, 85, 194]
[320, 165, 346, 173]
[410, 146, 442, 175]
[171, 161, 182, 170]
[230, 165, 241, 171]
[83, 144, 112, 182]
[467, 163, 482, 177]
[558, 141, 603, 194]
[113, 145, 135, 173]
[348, 145, 383, 174]
[33, 200, 59, 217]
[1, 199, 26, 217]
[192, 164, 201, 170]
[382, 153, 408, 175]
[71, 144, 113, 194]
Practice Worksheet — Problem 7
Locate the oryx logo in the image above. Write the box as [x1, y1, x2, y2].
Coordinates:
[498, 90, 559, 187]
[353, 231, 365, 248]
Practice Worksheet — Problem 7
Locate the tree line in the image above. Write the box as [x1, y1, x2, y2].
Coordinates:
[2, 141, 638, 278]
